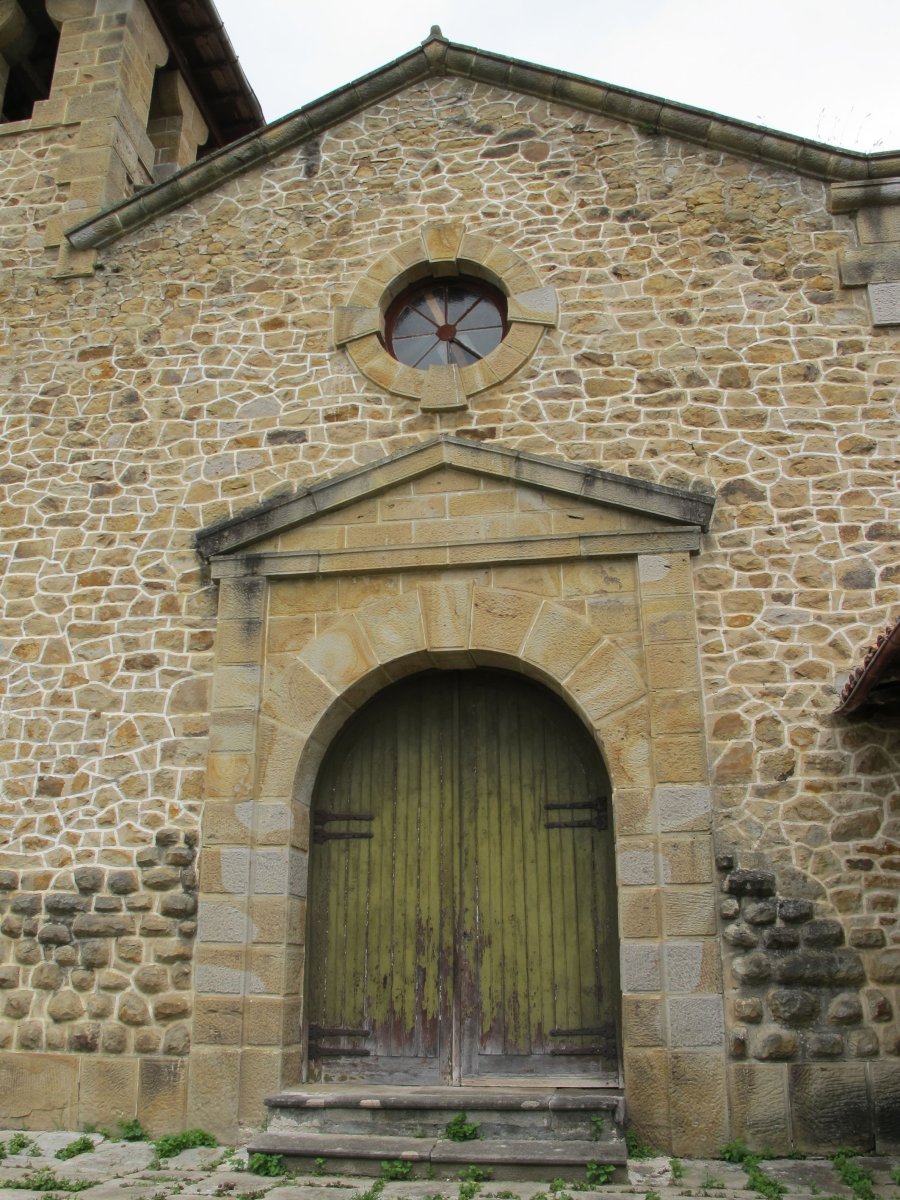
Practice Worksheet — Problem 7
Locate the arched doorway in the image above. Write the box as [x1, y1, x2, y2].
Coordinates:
[305, 669, 620, 1085]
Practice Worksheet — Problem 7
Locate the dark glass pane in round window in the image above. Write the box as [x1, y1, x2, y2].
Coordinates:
[385, 278, 507, 370]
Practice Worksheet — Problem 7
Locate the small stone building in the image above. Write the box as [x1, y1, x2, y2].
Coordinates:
[1, 0, 899, 1156]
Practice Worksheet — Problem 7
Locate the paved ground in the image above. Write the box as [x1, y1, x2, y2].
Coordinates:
[0, 1131, 898, 1200]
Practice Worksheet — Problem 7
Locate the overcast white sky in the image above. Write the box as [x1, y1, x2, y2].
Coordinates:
[214, 0, 899, 152]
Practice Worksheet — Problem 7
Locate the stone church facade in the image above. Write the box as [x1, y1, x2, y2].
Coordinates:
[1, 0, 899, 1156]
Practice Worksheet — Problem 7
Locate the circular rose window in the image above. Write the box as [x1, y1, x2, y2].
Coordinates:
[384, 277, 507, 370]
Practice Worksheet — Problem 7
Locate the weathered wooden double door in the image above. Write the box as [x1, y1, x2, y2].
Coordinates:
[306, 670, 619, 1084]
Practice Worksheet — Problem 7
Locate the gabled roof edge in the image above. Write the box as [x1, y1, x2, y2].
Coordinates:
[66, 32, 900, 253]
[195, 435, 716, 560]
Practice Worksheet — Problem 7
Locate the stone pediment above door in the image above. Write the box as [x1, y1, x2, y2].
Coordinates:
[195, 436, 715, 578]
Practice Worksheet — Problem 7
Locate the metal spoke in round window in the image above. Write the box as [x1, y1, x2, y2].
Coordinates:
[385, 278, 507, 369]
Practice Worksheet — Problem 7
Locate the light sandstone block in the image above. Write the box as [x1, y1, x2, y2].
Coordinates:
[299, 615, 378, 690]
[523, 602, 598, 677]
[471, 586, 540, 654]
[255, 719, 306, 800]
[611, 787, 654, 837]
[596, 703, 653, 787]
[665, 940, 722, 993]
[205, 752, 255, 801]
[638, 551, 692, 595]
[726, 1062, 792, 1154]
[238, 1047, 285, 1123]
[187, 1046, 240, 1142]
[623, 1048, 671, 1150]
[669, 1051, 728, 1156]
[620, 888, 661, 938]
[668, 995, 724, 1048]
[356, 592, 426, 664]
[261, 659, 338, 731]
[660, 835, 713, 884]
[138, 1058, 187, 1138]
[0, 1051, 79, 1127]
[623, 995, 665, 1047]
[565, 638, 646, 720]
[655, 784, 711, 832]
[211, 665, 260, 710]
[652, 735, 707, 784]
[77, 1056, 139, 1128]
[418, 581, 472, 649]
[663, 887, 716, 937]
[621, 942, 662, 992]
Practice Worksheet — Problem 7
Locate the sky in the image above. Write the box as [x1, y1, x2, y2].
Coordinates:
[214, 0, 900, 153]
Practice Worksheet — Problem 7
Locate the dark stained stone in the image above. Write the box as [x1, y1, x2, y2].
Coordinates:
[744, 900, 777, 925]
[768, 988, 818, 1026]
[849, 928, 886, 949]
[93, 896, 123, 912]
[772, 950, 865, 987]
[37, 923, 72, 946]
[828, 993, 863, 1025]
[107, 870, 139, 895]
[11, 893, 41, 916]
[763, 926, 800, 950]
[45, 892, 90, 915]
[0, 870, 18, 891]
[778, 898, 814, 923]
[807, 1032, 844, 1058]
[802, 919, 845, 948]
[0, 915, 22, 938]
[73, 867, 104, 894]
[715, 853, 736, 872]
[0, 966, 19, 989]
[723, 922, 758, 948]
[734, 997, 763, 1023]
[865, 989, 893, 1022]
[723, 869, 777, 897]
[720, 898, 740, 920]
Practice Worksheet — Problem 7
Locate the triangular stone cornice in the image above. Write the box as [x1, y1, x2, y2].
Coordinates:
[195, 435, 715, 560]
[66, 32, 900, 253]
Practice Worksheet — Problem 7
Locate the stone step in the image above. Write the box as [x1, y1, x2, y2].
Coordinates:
[263, 1086, 625, 1144]
[247, 1132, 627, 1182]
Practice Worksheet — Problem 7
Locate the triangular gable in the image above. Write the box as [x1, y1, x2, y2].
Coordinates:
[195, 436, 715, 564]
[67, 31, 899, 253]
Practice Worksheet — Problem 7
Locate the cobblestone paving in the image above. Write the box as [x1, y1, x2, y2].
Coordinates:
[0, 1134, 898, 1200]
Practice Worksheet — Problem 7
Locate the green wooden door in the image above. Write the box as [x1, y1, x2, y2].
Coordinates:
[306, 671, 619, 1084]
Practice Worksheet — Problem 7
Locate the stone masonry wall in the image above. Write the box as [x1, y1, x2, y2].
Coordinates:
[0, 72, 898, 1130]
